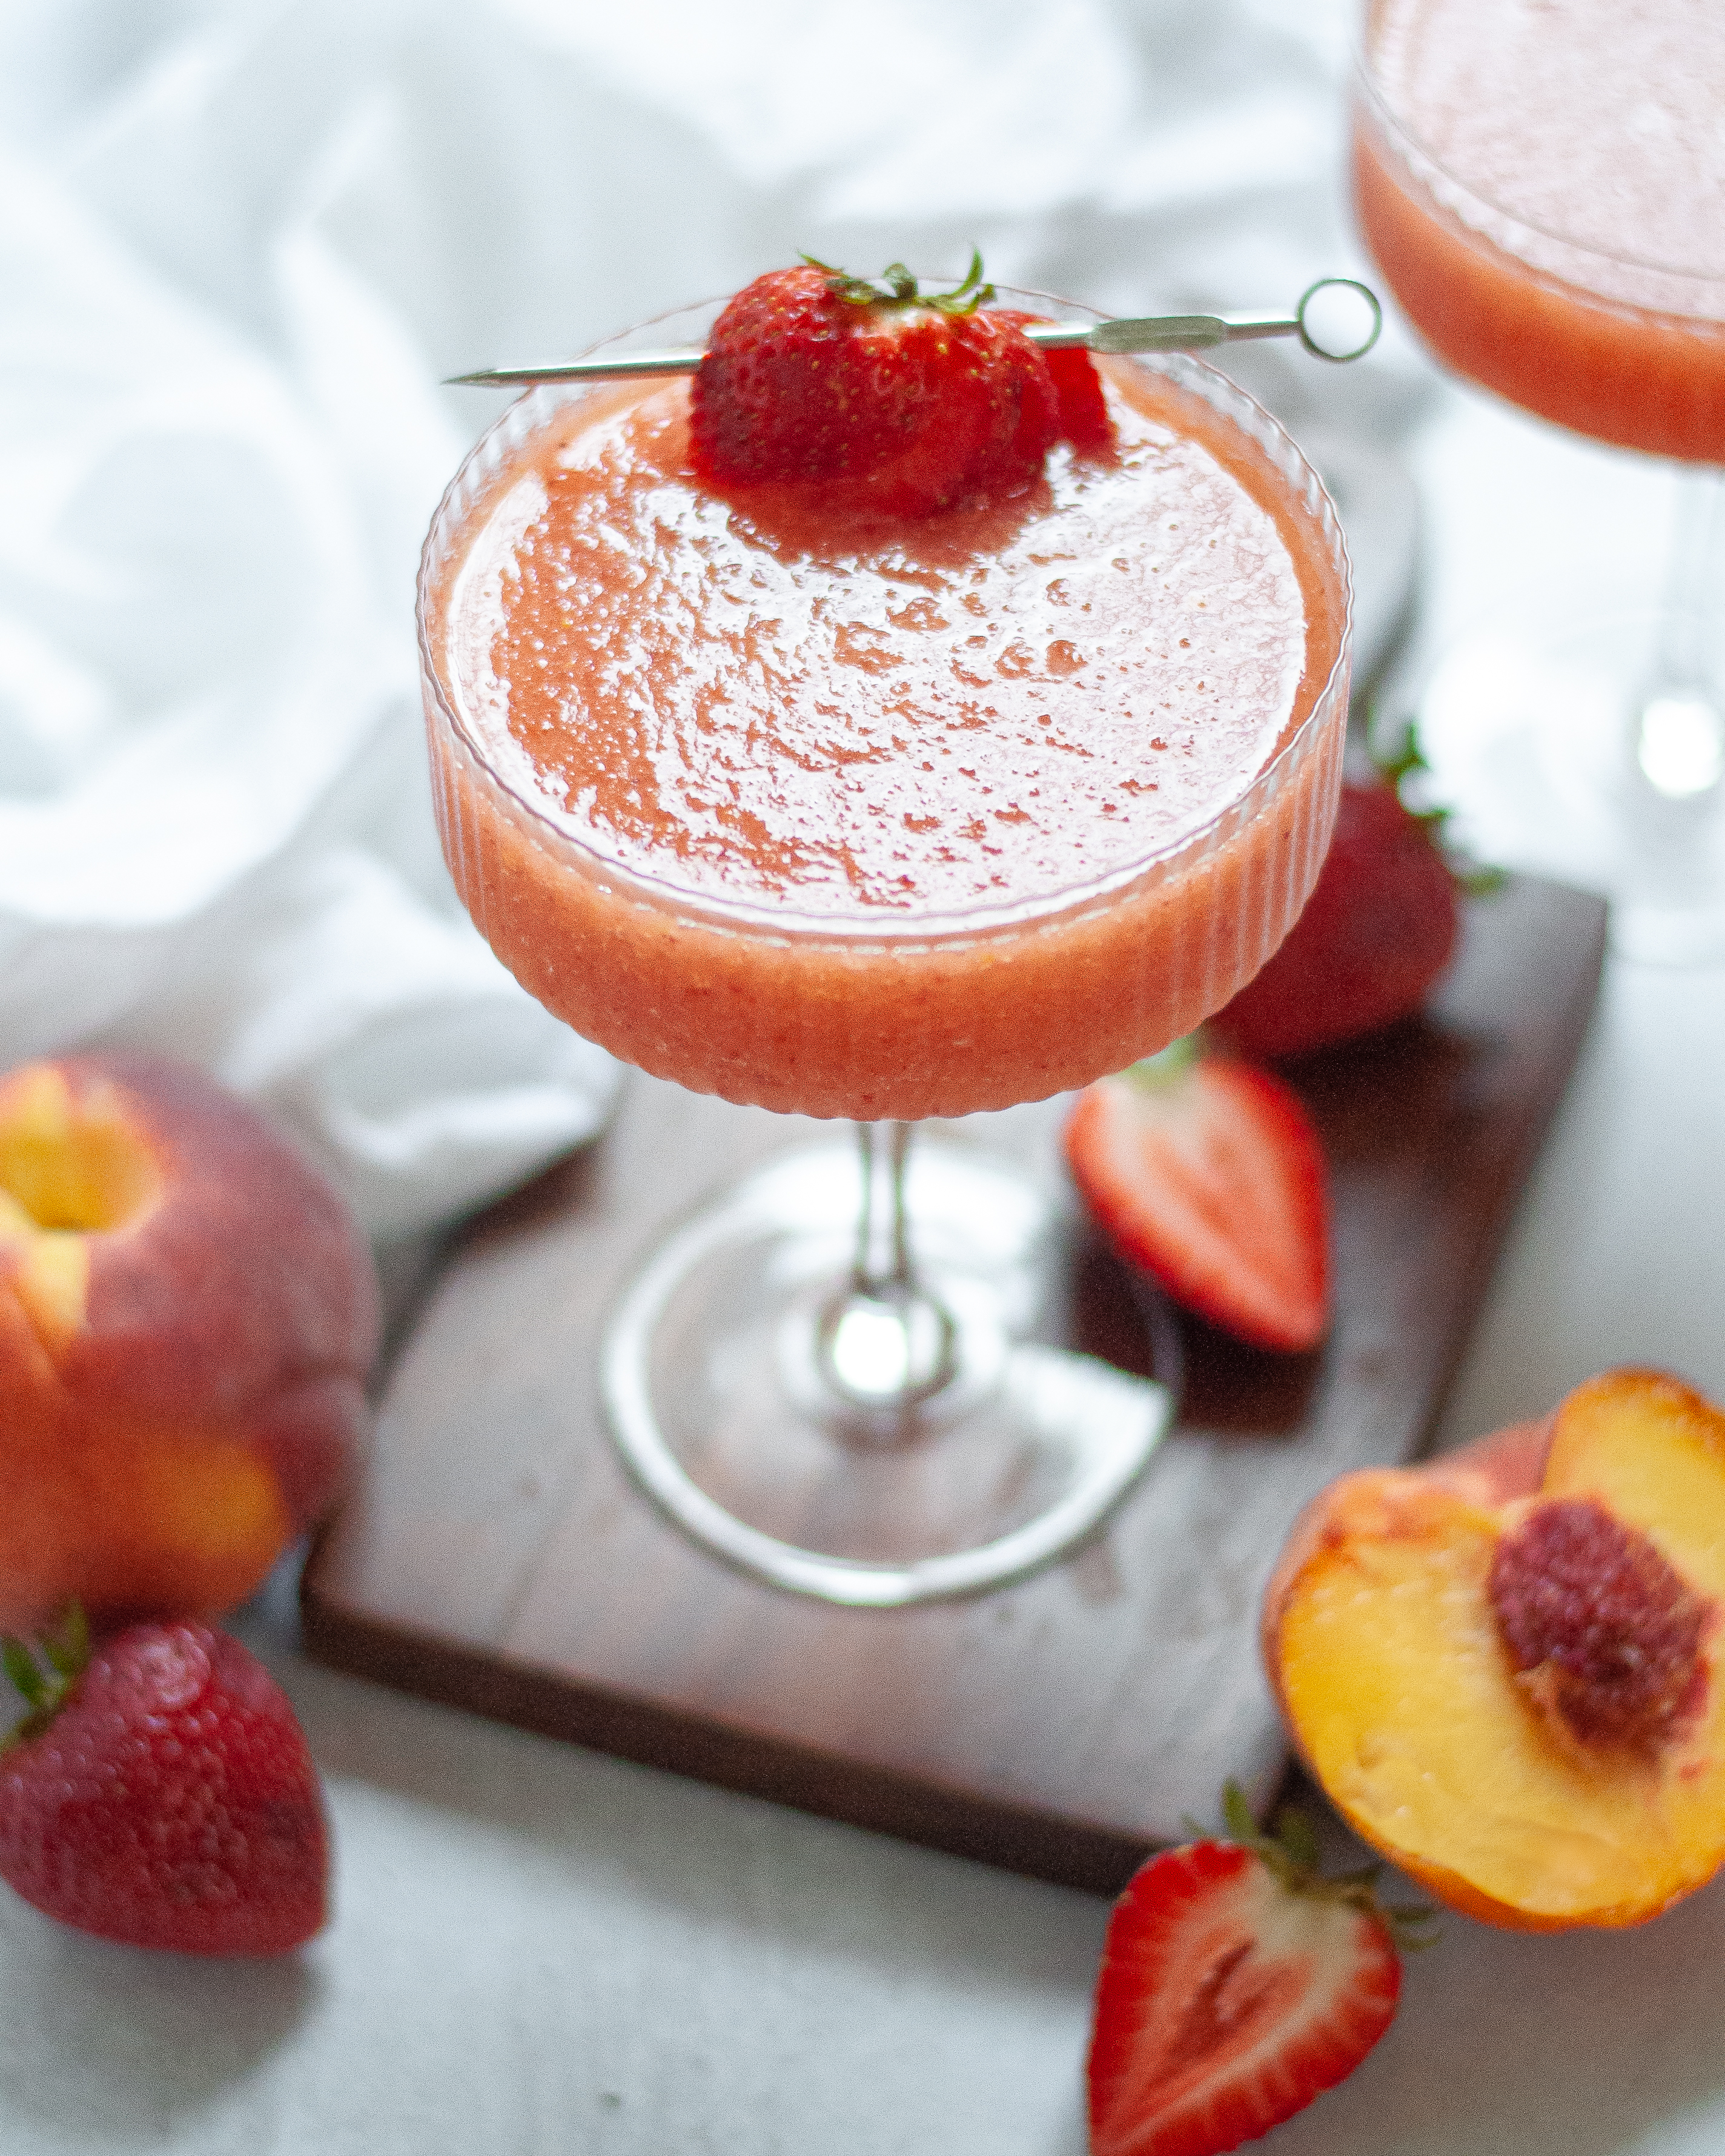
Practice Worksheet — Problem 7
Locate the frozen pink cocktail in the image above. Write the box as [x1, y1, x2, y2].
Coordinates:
[420, 310, 1349, 1121]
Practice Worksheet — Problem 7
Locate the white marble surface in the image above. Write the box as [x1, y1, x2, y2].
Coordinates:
[7, 1593, 1725, 2156]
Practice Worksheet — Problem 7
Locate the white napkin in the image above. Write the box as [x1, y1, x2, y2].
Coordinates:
[0, 32, 621, 1238]
[0, 0, 1425, 1240]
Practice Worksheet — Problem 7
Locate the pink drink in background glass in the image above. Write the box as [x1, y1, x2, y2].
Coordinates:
[1354, 0, 1725, 460]
[1356, 0, 1725, 965]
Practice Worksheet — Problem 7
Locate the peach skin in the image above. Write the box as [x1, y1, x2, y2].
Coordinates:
[1263, 1370, 1725, 1930]
[0, 1055, 379, 1632]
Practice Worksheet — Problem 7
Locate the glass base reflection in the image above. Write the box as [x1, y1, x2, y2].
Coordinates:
[601, 1133, 1176, 1608]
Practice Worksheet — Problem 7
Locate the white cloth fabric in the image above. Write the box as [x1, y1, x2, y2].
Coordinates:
[0, 0, 1429, 1237]
[0, 3, 629, 1237]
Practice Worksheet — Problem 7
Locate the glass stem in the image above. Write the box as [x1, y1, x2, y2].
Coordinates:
[1635, 466, 1725, 800]
[815, 1122, 958, 1421]
[852, 1120, 915, 1298]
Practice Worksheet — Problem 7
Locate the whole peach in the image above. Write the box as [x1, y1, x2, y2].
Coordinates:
[0, 1055, 379, 1632]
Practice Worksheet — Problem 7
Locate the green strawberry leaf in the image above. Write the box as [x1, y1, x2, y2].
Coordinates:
[801, 249, 996, 316]
[1273, 1802, 1322, 1873]
[42, 1601, 89, 1681]
[2, 1638, 47, 1711]
[1207, 1779, 1440, 1949]
[1122, 1033, 1204, 1093]
[1, 1603, 91, 1750]
[1369, 713, 1505, 899]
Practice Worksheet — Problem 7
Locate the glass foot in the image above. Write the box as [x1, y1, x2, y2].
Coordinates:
[601, 1137, 1176, 1607]
[1416, 611, 1725, 965]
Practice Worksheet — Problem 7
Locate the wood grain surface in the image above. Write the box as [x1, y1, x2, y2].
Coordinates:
[303, 873, 1606, 1893]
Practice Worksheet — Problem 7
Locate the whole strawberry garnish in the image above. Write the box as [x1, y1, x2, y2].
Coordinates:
[1064, 1039, 1330, 1352]
[1088, 1785, 1432, 2156]
[691, 253, 1097, 515]
[1, 1609, 328, 1955]
[1210, 734, 1480, 1060]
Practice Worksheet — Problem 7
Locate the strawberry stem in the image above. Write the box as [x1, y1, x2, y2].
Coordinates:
[1370, 715, 1506, 898]
[1, 1602, 91, 1750]
[41, 1600, 88, 1679]
[800, 248, 996, 316]
[1, 1639, 48, 1713]
[1210, 1779, 1440, 1951]
[1371, 716, 1429, 795]
[1122, 1033, 1204, 1093]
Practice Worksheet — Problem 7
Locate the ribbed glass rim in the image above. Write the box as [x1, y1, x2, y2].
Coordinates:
[417, 286, 1353, 945]
[1355, 5, 1725, 302]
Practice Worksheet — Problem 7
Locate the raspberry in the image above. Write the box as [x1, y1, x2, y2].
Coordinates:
[1488, 1499, 1708, 1749]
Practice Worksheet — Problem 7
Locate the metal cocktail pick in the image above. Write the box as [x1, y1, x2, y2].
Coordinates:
[446, 276, 1382, 388]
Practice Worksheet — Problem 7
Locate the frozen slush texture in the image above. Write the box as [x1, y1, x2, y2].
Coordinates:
[423, 357, 1347, 1119]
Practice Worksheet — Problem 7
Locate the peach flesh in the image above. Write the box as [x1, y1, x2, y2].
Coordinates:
[1264, 1371, 1725, 1930]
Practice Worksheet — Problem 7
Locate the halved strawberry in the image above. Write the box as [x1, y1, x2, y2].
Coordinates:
[691, 254, 1063, 515]
[1064, 1040, 1329, 1352]
[1088, 1787, 1425, 2156]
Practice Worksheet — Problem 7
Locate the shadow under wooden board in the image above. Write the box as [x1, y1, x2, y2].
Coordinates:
[303, 873, 1606, 1896]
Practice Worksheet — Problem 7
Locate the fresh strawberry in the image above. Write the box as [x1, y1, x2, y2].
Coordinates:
[1064, 1039, 1330, 1352]
[691, 254, 1066, 514]
[1211, 738, 1470, 1060]
[1088, 1785, 1427, 2156]
[992, 306, 1116, 453]
[1, 1609, 328, 1955]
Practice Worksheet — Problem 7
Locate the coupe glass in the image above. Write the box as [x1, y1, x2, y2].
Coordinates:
[417, 294, 1351, 1607]
[1354, 0, 1725, 962]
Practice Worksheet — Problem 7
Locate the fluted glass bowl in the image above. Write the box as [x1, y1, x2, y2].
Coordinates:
[417, 294, 1352, 1122]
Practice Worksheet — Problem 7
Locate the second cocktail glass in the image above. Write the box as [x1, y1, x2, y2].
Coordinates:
[1354, 0, 1725, 961]
[417, 292, 1352, 1606]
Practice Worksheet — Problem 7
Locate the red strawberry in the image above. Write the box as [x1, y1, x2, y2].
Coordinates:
[1210, 769, 1462, 1061]
[1088, 1787, 1424, 2156]
[1039, 342, 1114, 453]
[1, 1610, 328, 1955]
[992, 307, 1116, 454]
[1064, 1040, 1329, 1352]
[691, 254, 1062, 515]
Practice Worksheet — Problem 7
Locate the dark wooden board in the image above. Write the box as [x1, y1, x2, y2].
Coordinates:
[303, 874, 1606, 1893]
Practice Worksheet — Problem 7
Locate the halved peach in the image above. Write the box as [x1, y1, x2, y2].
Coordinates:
[1263, 1369, 1725, 1929]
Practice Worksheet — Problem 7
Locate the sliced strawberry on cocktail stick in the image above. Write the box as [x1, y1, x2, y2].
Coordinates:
[1088, 1784, 1434, 2156]
[990, 303, 1117, 453]
[1064, 1038, 1330, 1352]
